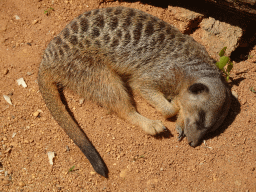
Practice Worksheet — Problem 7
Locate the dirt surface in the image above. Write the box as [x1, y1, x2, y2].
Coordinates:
[0, 0, 256, 191]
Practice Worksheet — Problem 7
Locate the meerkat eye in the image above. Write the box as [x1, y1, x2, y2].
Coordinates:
[188, 83, 209, 94]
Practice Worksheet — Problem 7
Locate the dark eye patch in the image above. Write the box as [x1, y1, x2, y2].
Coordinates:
[189, 83, 209, 94]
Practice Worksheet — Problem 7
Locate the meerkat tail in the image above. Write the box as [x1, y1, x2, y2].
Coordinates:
[38, 69, 108, 178]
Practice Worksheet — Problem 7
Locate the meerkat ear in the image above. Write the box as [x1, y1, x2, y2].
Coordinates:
[188, 83, 209, 94]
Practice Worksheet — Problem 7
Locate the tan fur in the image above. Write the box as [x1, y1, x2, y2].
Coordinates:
[38, 7, 231, 177]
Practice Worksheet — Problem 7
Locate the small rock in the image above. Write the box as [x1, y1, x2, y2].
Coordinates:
[14, 15, 20, 20]
[160, 167, 164, 171]
[2, 69, 9, 75]
[47, 151, 55, 165]
[33, 111, 40, 117]
[18, 181, 25, 187]
[241, 98, 247, 105]
[106, 148, 111, 153]
[32, 20, 38, 25]
[12, 133, 17, 138]
[24, 139, 29, 144]
[16, 78, 27, 88]
[120, 152, 125, 157]
[4, 147, 12, 153]
[90, 171, 96, 175]
[79, 98, 85, 105]
[3, 136, 7, 141]
[3, 95, 12, 105]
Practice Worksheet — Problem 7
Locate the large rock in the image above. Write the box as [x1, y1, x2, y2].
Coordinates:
[192, 17, 243, 59]
[168, 6, 204, 33]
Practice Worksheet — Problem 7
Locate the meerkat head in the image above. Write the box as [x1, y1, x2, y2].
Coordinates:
[178, 78, 231, 147]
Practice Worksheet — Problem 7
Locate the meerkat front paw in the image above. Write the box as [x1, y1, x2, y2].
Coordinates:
[142, 120, 167, 135]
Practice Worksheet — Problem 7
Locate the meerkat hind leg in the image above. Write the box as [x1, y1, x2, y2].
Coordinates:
[81, 68, 166, 135]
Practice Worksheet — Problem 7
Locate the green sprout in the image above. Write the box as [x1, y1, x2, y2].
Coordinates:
[68, 165, 75, 172]
[215, 47, 233, 82]
[250, 87, 256, 93]
[248, 55, 253, 59]
[132, 154, 145, 161]
[44, 7, 54, 15]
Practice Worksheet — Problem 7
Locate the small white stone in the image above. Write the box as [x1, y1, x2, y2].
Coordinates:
[79, 98, 85, 105]
[47, 151, 55, 165]
[3, 95, 12, 105]
[14, 15, 20, 20]
[17, 78, 27, 88]
[12, 133, 17, 138]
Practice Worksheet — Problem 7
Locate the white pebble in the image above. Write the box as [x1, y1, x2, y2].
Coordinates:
[3, 95, 12, 105]
[47, 151, 55, 165]
[12, 133, 17, 138]
[17, 78, 27, 88]
[14, 15, 20, 20]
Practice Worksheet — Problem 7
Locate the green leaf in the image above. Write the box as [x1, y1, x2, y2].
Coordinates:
[226, 76, 230, 81]
[218, 56, 229, 70]
[227, 64, 233, 73]
[216, 61, 220, 68]
[219, 47, 227, 57]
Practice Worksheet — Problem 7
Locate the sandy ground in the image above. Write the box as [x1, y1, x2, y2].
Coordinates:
[0, 0, 256, 191]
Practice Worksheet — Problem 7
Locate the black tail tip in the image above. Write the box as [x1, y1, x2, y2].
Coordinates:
[95, 166, 109, 178]
[82, 143, 109, 178]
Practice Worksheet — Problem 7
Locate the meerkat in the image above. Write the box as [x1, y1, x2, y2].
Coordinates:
[38, 6, 231, 178]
